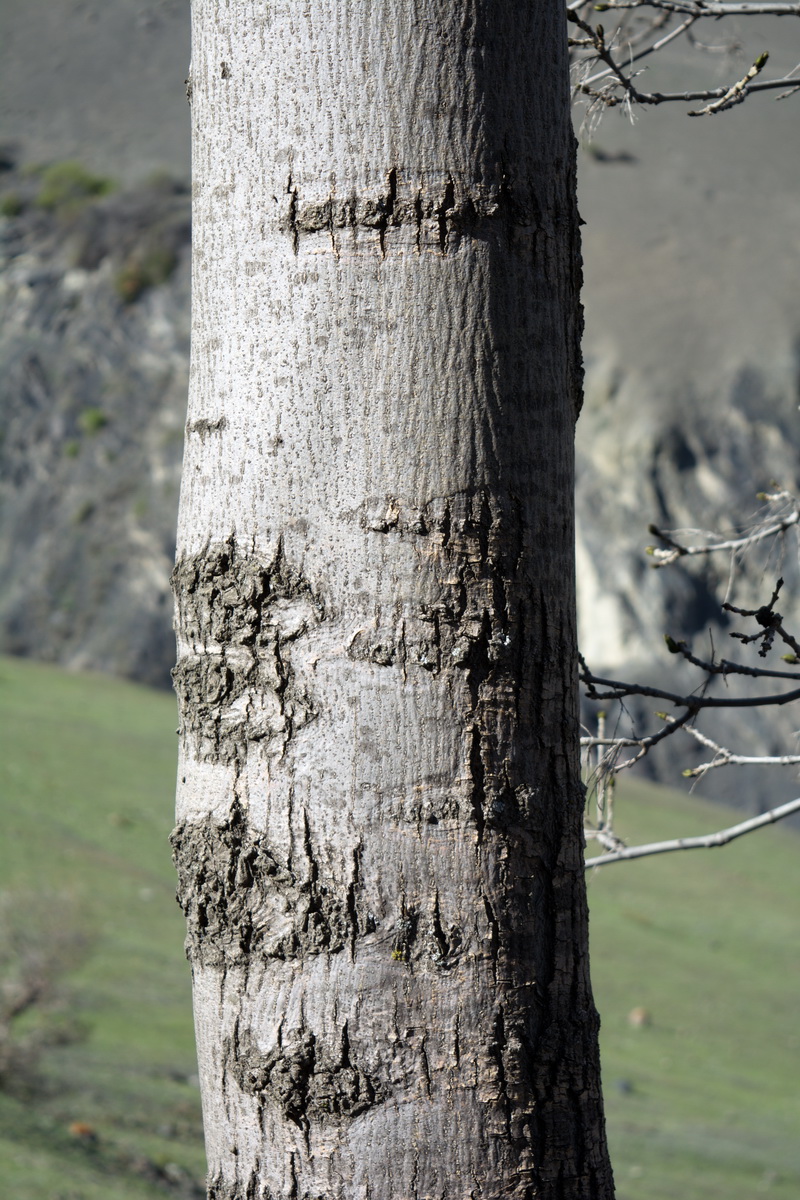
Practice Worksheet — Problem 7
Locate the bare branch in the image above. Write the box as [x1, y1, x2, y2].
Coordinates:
[581, 15, 697, 86]
[585, 825, 628, 852]
[722, 581, 800, 659]
[568, 9, 644, 96]
[570, 0, 800, 119]
[662, 636, 800, 681]
[577, 69, 800, 112]
[677, 722, 800, 776]
[584, 797, 800, 868]
[647, 499, 799, 567]
[581, 705, 698, 771]
[581, 665, 800, 709]
[594, 1, 800, 15]
[688, 50, 770, 115]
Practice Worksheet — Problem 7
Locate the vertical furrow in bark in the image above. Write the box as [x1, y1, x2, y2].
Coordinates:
[177, 1, 613, 1197]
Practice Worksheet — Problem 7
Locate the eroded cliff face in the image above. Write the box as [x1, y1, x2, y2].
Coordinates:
[576, 340, 800, 807]
[0, 160, 190, 686]
[573, 27, 800, 761]
[577, 353, 800, 671]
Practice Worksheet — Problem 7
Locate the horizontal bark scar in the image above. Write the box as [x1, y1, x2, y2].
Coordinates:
[171, 536, 324, 765]
[185, 414, 227, 437]
[279, 168, 541, 256]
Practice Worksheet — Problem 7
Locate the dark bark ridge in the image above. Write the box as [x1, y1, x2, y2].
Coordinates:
[357, 487, 558, 842]
[170, 802, 358, 967]
[227, 1022, 385, 1128]
[172, 538, 324, 765]
[172, 497, 610, 1191]
[171, 802, 471, 972]
[206, 1177, 276, 1200]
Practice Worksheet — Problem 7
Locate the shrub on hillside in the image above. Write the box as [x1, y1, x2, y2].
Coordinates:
[35, 161, 114, 216]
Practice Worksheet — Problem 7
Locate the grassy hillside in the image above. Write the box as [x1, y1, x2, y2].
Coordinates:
[0, 655, 797, 1198]
[0, 654, 203, 1198]
[587, 781, 800, 1199]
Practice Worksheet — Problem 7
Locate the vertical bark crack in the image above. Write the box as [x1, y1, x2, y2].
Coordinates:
[436, 176, 456, 255]
[287, 174, 299, 255]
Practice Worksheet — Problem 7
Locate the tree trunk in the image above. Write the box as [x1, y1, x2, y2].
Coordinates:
[172, 2, 614, 1197]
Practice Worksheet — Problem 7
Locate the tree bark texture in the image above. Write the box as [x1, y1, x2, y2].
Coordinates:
[173, 3, 614, 1197]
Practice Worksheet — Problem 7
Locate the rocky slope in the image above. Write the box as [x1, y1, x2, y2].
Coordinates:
[572, 27, 800, 804]
[0, 159, 189, 687]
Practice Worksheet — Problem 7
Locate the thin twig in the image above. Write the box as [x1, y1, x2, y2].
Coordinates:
[585, 797, 800, 867]
[594, 1, 800, 15]
[648, 496, 799, 568]
[581, 707, 698, 770]
[675, 721, 800, 776]
[668, 643, 800, 682]
[578, 71, 800, 109]
[581, 668, 800, 709]
[581, 15, 696, 86]
[647, 495, 799, 568]
[689, 51, 770, 115]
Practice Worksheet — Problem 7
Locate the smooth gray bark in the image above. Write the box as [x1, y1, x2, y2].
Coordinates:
[173, 3, 614, 1197]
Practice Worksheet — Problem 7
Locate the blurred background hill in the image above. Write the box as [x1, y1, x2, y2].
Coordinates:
[0, 0, 189, 182]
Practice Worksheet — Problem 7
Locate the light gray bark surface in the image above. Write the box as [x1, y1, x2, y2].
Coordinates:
[173, 3, 613, 1197]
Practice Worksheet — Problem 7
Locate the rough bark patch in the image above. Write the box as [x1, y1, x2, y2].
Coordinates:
[171, 803, 357, 967]
[172, 538, 324, 765]
[357, 488, 521, 679]
[206, 1178, 274, 1200]
[228, 1023, 385, 1128]
[358, 489, 540, 837]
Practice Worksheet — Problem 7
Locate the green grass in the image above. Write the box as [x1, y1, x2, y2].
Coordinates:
[588, 779, 800, 1198]
[0, 654, 798, 1197]
[0, 655, 203, 1198]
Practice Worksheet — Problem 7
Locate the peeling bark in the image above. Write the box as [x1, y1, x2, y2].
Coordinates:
[177, 2, 613, 1197]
